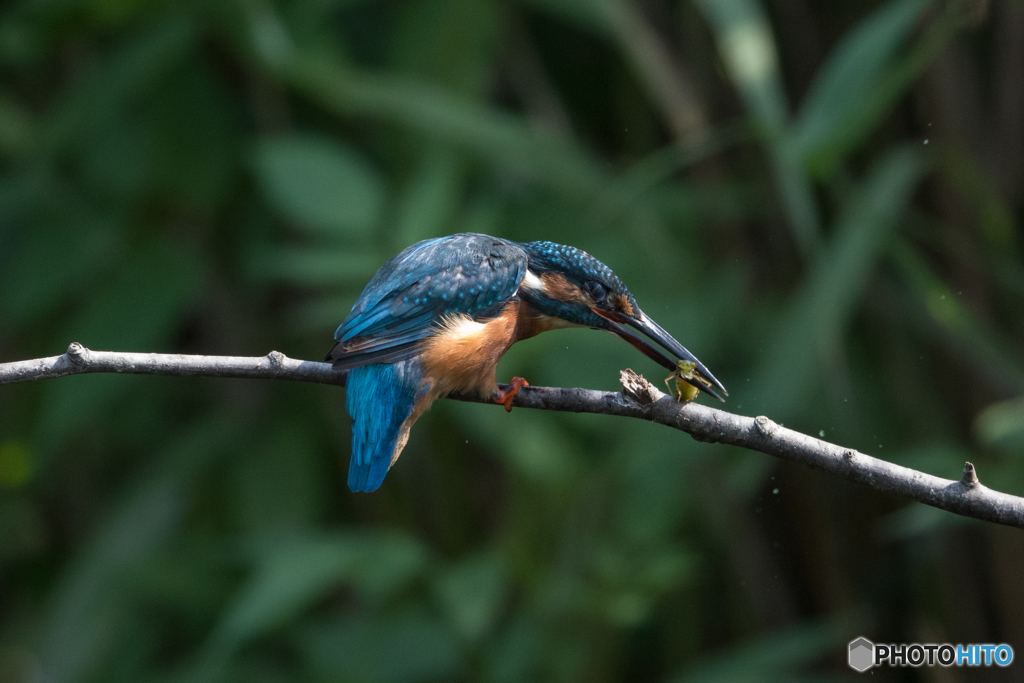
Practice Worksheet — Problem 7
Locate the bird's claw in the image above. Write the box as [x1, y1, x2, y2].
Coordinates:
[495, 377, 529, 412]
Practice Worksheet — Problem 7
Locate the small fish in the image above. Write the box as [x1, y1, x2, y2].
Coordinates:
[665, 360, 700, 402]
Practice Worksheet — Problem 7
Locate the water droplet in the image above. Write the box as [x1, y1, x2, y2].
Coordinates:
[819, 430, 825, 438]
[772, 488, 779, 494]
[923, 138, 929, 145]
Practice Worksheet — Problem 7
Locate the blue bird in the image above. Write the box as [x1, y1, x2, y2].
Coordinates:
[327, 233, 726, 492]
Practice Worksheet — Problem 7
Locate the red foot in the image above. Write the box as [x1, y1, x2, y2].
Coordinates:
[495, 377, 529, 412]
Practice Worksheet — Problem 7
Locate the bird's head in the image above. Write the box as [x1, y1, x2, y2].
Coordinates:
[517, 241, 727, 401]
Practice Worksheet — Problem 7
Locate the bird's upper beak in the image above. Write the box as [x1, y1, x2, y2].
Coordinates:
[591, 307, 727, 402]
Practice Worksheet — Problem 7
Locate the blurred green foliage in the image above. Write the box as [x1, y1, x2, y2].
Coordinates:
[2, 0, 1024, 681]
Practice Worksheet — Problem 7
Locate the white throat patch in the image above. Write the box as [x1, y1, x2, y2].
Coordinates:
[520, 269, 545, 293]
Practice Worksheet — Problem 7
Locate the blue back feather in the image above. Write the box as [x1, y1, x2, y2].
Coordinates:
[345, 361, 423, 492]
[328, 234, 528, 369]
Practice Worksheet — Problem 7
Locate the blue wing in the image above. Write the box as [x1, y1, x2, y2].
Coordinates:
[327, 233, 529, 369]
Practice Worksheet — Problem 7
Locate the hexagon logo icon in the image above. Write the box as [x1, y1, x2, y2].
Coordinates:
[848, 637, 874, 672]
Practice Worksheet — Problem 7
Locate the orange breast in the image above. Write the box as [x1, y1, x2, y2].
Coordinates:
[419, 300, 523, 400]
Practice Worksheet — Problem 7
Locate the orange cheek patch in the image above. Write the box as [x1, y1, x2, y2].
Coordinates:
[612, 293, 634, 317]
[541, 272, 589, 304]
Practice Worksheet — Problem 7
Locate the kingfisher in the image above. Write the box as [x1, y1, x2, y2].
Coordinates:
[327, 233, 726, 492]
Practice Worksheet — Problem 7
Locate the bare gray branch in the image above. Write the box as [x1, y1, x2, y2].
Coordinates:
[0, 343, 345, 387]
[3, 345, 1022, 529]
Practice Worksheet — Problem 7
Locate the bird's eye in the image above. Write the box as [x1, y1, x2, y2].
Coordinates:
[585, 281, 607, 302]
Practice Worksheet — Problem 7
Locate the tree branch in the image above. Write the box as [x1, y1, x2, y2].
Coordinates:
[3, 344, 1022, 529]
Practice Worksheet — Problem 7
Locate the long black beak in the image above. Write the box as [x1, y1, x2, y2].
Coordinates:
[591, 307, 728, 402]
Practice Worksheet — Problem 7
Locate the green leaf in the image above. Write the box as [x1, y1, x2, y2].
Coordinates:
[208, 533, 428, 654]
[277, 54, 608, 198]
[288, 294, 363, 332]
[227, 424, 326, 533]
[0, 215, 119, 329]
[519, 0, 613, 35]
[432, 552, 507, 643]
[248, 244, 383, 286]
[43, 17, 195, 154]
[38, 420, 233, 683]
[485, 614, 543, 683]
[879, 501, 975, 540]
[457, 407, 580, 485]
[0, 493, 46, 558]
[0, 93, 32, 155]
[888, 238, 1024, 391]
[693, 0, 787, 132]
[252, 134, 386, 238]
[597, 121, 753, 225]
[393, 145, 463, 248]
[392, 0, 500, 94]
[693, 0, 822, 255]
[976, 396, 1024, 450]
[753, 146, 928, 419]
[300, 610, 464, 683]
[667, 620, 845, 683]
[147, 57, 239, 206]
[34, 242, 206, 460]
[789, 0, 934, 174]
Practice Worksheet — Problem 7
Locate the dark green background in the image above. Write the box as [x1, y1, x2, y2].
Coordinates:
[2, 0, 1023, 680]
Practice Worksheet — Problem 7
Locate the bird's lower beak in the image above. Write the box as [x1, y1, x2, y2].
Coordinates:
[591, 307, 728, 402]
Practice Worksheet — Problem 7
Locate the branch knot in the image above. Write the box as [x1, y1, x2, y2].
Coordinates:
[619, 369, 660, 405]
[754, 415, 778, 439]
[961, 462, 979, 488]
[66, 343, 89, 366]
[267, 350, 285, 367]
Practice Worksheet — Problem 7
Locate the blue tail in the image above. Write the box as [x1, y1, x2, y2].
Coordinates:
[344, 361, 423, 492]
